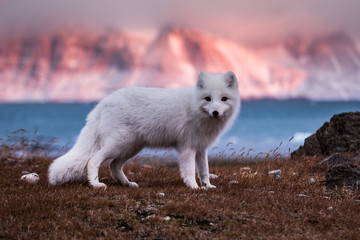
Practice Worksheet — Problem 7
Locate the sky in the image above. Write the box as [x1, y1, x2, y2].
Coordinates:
[1, 0, 360, 44]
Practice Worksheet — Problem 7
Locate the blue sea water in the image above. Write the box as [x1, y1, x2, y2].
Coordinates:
[0, 101, 359, 159]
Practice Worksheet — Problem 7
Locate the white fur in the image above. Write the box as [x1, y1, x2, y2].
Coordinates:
[48, 71, 240, 189]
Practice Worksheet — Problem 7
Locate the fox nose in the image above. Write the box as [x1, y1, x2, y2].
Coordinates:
[212, 111, 219, 118]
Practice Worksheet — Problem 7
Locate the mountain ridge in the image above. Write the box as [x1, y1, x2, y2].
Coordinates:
[0, 28, 359, 102]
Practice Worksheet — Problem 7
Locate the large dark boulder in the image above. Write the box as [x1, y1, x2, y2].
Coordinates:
[325, 162, 360, 190]
[292, 112, 360, 157]
[315, 153, 359, 168]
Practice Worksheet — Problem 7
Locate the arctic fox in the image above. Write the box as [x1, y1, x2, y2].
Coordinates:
[48, 71, 240, 189]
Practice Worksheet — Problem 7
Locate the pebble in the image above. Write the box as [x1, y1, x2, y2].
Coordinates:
[268, 169, 282, 176]
[21, 173, 40, 184]
[163, 216, 171, 221]
[158, 192, 165, 197]
[296, 194, 308, 198]
[309, 177, 316, 183]
[229, 180, 239, 185]
[209, 173, 218, 179]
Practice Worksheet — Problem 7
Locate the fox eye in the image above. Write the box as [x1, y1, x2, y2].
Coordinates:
[221, 97, 228, 101]
[204, 96, 211, 102]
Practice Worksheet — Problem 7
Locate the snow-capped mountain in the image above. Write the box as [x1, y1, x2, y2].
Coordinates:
[0, 28, 359, 102]
[295, 32, 360, 100]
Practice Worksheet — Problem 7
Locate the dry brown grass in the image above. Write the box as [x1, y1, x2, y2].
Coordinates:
[1, 150, 360, 239]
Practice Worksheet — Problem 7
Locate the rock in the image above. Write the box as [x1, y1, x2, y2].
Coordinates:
[229, 180, 239, 185]
[296, 194, 309, 198]
[21, 173, 40, 184]
[209, 173, 219, 179]
[158, 192, 165, 197]
[268, 169, 281, 179]
[292, 112, 360, 157]
[268, 169, 282, 176]
[308, 177, 316, 184]
[326, 162, 360, 190]
[163, 216, 171, 221]
[268, 170, 281, 179]
[292, 134, 322, 156]
[315, 153, 359, 167]
[146, 214, 156, 220]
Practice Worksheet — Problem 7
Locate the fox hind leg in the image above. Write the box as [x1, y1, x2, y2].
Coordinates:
[110, 145, 142, 187]
[87, 139, 123, 188]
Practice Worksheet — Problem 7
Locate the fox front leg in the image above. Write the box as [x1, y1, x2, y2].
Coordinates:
[178, 148, 199, 189]
[196, 150, 216, 189]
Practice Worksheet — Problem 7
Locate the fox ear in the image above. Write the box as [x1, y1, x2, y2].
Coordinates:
[197, 71, 206, 89]
[225, 71, 238, 89]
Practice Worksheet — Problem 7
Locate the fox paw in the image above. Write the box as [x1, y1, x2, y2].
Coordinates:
[90, 181, 107, 188]
[209, 173, 219, 179]
[128, 182, 139, 188]
[185, 180, 199, 189]
[201, 183, 216, 189]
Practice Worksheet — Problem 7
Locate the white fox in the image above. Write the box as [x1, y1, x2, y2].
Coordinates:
[48, 71, 240, 189]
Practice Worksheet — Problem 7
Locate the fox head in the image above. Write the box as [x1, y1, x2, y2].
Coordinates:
[196, 71, 240, 119]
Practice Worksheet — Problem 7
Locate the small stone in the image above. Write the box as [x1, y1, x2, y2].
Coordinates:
[209, 173, 218, 179]
[327, 206, 334, 210]
[21, 173, 40, 184]
[309, 177, 316, 183]
[296, 194, 308, 198]
[229, 180, 239, 185]
[268, 169, 282, 176]
[158, 192, 165, 197]
[163, 216, 171, 221]
[146, 215, 156, 220]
